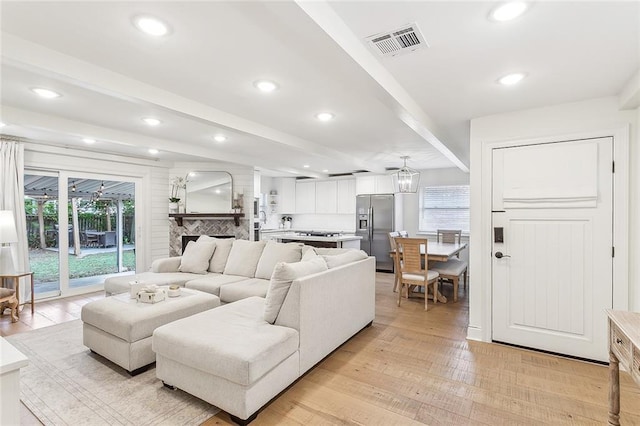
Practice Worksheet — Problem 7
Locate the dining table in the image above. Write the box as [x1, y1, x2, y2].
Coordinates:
[390, 241, 467, 303]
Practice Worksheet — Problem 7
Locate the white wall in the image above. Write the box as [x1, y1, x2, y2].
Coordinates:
[22, 143, 170, 271]
[469, 96, 639, 341]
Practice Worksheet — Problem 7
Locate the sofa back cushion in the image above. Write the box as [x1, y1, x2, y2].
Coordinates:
[263, 256, 328, 324]
[254, 241, 304, 280]
[198, 236, 235, 273]
[223, 240, 267, 277]
[322, 250, 368, 269]
[178, 240, 217, 274]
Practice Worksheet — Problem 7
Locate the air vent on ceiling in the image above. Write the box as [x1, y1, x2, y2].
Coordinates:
[365, 23, 428, 58]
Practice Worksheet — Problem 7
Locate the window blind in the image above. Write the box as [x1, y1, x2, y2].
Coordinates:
[419, 185, 470, 233]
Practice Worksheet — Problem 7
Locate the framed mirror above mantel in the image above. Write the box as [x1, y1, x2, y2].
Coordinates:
[185, 171, 233, 213]
[168, 171, 244, 226]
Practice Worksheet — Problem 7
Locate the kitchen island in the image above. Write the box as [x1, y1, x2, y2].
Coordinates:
[274, 232, 362, 249]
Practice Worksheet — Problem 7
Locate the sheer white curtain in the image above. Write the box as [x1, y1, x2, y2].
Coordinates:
[0, 139, 29, 305]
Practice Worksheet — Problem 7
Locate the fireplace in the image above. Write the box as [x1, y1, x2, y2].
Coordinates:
[181, 235, 234, 253]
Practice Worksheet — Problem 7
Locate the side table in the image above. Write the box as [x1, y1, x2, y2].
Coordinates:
[0, 272, 34, 315]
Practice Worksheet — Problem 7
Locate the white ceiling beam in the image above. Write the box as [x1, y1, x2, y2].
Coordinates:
[1, 32, 384, 174]
[295, 1, 469, 173]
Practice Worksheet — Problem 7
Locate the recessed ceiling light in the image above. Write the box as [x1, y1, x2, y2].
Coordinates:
[142, 117, 161, 126]
[322, 169, 329, 173]
[214, 134, 227, 142]
[498, 72, 527, 85]
[133, 15, 170, 36]
[82, 138, 96, 144]
[148, 148, 159, 155]
[253, 80, 279, 93]
[490, 1, 528, 22]
[315, 112, 334, 122]
[303, 164, 310, 168]
[31, 87, 61, 99]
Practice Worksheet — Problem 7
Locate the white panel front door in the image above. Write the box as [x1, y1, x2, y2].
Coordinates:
[491, 137, 613, 361]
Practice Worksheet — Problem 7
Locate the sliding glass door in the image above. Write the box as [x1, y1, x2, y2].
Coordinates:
[24, 172, 61, 299]
[24, 170, 138, 299]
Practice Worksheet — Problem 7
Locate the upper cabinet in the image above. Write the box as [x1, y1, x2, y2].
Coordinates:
[295, 181, 316, 213]
[355, 174, 394, 195]
[275, 178, 296, 214]
[315, 181, 338, 214]
[336, 179, 356, 214]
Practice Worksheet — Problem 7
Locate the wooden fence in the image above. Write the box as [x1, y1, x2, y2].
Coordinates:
[26, 215, 135, 248]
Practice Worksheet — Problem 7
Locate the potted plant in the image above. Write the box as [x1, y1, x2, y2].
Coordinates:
[169, 176, 186, 213]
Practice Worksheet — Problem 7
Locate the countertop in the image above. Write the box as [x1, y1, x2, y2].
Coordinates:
[277, 234, 362, 242]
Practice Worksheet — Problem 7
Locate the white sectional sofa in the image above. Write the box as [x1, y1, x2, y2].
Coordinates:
[100, 237, 376, 424]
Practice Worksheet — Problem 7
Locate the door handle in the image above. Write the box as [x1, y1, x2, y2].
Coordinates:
[495, 251, 511, 259]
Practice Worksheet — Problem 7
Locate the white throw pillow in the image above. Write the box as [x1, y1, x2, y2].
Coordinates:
[301, 246, 318, 261]
[322, 250, 368, 269]
[254, 241, 304, 279]
[223, 240, 267, 277]
[178, 240, 216, 274]
[263, 257, 328, 324]
[198, 236, 235, 273]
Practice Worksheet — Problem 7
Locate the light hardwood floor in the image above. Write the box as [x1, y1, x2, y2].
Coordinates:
[2, 274, 639, 425]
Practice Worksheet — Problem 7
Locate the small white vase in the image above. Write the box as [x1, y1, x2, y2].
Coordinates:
[169, 202, 179, 213]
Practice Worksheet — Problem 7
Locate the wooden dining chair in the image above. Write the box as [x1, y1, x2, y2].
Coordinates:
[431, 229, 468, 302]
[388, 231, 401, 292]
[394, 237, 439, 310]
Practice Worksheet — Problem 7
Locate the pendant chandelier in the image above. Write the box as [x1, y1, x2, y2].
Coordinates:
[391, 156, 420, 193]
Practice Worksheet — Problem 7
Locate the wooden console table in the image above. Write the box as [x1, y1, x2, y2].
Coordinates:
[607, 310, 640, 425]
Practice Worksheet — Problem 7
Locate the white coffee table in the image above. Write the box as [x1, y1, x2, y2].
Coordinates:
[81, 287, 220, 374]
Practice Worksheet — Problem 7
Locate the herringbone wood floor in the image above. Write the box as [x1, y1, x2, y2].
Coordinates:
[2, 273, 639, 425]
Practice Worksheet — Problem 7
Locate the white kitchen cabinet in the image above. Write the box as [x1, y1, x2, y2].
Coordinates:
[355, 176, 375, 195]
[355, 174, 394, 195]
[276, 178, 296, 214]
[295, 181, 316, 213]
[315, 181, 337, 214]
[337, 179, 356, 214]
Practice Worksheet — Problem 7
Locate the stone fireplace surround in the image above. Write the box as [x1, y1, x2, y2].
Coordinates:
[169, 218, 250, 256]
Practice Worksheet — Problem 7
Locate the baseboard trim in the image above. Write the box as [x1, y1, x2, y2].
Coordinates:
[466, 325, 484, 342]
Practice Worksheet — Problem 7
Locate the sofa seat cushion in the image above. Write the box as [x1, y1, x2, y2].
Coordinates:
[184, 274, 246, 296]
[152, 297, 299, 386]
[104, 272, 212, 295]
[219, 278, 270, 303]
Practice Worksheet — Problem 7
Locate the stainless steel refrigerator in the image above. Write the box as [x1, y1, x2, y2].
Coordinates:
[356, 194, 395, 271]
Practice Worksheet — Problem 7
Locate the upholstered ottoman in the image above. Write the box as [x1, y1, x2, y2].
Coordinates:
[81, 288, 220, 374]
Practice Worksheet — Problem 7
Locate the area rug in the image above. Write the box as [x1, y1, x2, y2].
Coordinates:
[6, 320, 219, 425]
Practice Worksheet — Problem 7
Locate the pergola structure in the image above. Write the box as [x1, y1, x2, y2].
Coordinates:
[23, 176, 134, 259]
